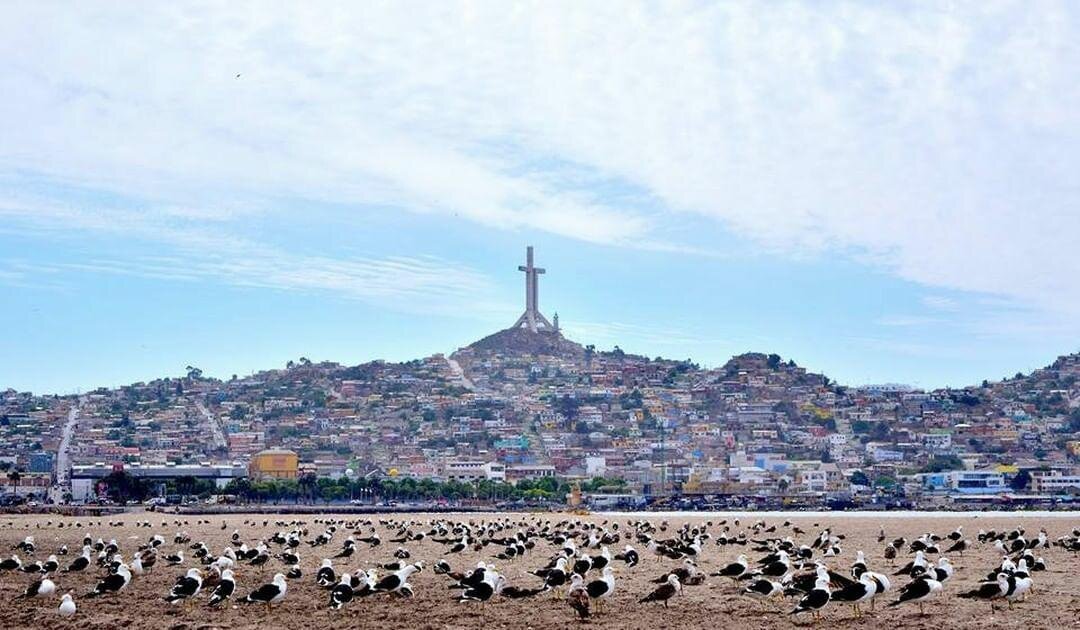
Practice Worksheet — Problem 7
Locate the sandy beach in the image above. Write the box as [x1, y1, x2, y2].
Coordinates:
[0, 511, 1077, 629]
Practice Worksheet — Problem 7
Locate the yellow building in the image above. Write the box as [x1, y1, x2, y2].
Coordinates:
[248, 449, 299, 480]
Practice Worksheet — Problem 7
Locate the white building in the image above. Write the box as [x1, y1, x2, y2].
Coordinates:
[1033, 473, 1080, 494]
[585, 456, 607, 477]
[442, 461, 506, 482]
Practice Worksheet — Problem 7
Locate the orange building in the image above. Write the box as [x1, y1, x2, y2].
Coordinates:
[248, 449, 299, 480]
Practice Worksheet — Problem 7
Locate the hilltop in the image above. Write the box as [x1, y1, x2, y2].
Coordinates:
[454, 327, 585, 361]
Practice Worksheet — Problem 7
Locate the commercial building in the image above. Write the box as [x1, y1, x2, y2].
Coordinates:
[506, 464, 557, 482]
[248, 449, 300, 480]
[920, 469, 1006, 495]
[69, 462, 247, 502]
[1033, 472, 1080, 494]
[443, 461, 506, 482]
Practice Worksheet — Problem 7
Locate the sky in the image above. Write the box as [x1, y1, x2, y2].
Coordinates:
[2, 1, 1079, 394]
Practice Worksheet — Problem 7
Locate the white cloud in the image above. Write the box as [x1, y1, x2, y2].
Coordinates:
[876, 315, 943, 328]
[920, 296, 961, 312]
[0, 197, 500, 316]
[2, 1, 1079, 323]
[562, 320, 708, 351]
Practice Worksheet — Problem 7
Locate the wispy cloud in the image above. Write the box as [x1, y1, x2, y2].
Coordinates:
[876, 315, 944, 328]
[562, 320, 723, 354]
[921, 296, 961, 312]
[845, 335, 971, 361]
[2, 2, 1080, 328]
[0, 195, 501, 316]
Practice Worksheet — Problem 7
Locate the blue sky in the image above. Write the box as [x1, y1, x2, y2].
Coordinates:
[2, 2, 1079, 394]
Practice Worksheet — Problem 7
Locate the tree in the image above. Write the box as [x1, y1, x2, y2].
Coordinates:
[1067, 409, 1080, 433]
[850, 471, 870, 487]
[101, 470, 148, 504]
[1010, 470, 1031, 491]
[767, 353, 782, 369]
[874, 476, 897, 489]
[869, 422, 891, 441]
[225, 478, 253, 503]
[6, 469, 20, 496]
[298, 473, 318, 504]
[920, 455, 963, 473]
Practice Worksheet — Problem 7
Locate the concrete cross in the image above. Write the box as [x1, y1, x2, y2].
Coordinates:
[513, 246, 554, 332]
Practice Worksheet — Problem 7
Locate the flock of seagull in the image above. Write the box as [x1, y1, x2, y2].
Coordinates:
[1, 514, 1078, 625]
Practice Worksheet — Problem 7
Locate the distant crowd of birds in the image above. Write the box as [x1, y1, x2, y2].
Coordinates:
[1, 513, 1078, 623]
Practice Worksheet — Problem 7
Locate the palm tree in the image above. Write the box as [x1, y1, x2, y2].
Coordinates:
[298, 473, 317, 504]
[7, 469, 20, 496]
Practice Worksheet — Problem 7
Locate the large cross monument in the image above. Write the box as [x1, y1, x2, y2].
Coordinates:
[512, 246, 557, 333]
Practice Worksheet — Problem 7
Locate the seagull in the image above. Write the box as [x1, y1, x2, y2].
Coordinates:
[57, 593, 77, 617]
[351, 569, 378, 597]
[17, 575, 57, 599]
[1006, 572, 1033, 604]
[613, 545, 639, 567]
[850, 550, 868, 577]
[863, 571, 892, 610]
[831, 572, 876, 617]
[86, 563, 132, 597]
[760, 550, 790, 577]
[931, 557, 954, 583]
[208, 569, 235, 606]
[373, 562, 422, 595]
[458, 572, 501, 604]
[894, 550, 928, 577]
[944, 539, 967, 556]
[892, 575, 943, 615]
[316, 559, 336, 588]
[585, 567, 615, 613]
[63, 548, 90, 572]
[329, 574, 355, 610]
[164, 568, 202, 604]
[712, 554, 749, 581]
[241, 573, 288, 610]
[333, 539, 355, 559]
[567, 574, 590, 619]
[791, 576, 831, 620]
[537, 557, 569, 590]
[743, 577, 784, 609]
[42, 554, 60, 573]
[639, 574, 680, 608]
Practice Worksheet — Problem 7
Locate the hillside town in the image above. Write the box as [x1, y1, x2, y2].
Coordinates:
[3, 330, 1080, 510]
[3, 248, 1080, 511]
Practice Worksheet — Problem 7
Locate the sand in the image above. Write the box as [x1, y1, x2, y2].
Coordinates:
[0, 510, 1078, 629]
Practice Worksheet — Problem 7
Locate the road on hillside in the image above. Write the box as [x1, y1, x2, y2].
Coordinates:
[195, 399, 228, 451]
[50, 400, 81, 504]
[446, 357, 476, 391]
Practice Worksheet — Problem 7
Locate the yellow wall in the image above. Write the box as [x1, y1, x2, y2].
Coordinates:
[249, 451, 299, 479]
